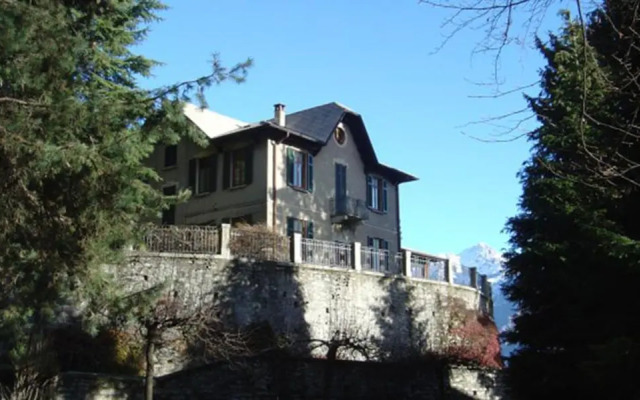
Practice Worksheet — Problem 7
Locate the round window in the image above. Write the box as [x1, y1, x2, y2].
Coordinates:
[334, 127, 346, 145]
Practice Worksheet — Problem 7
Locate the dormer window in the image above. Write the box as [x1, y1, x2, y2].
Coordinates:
[366, 175, 388, 213]
[286, 148, 313, 192]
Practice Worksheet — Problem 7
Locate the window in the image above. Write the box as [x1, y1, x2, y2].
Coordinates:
[223, 147, 253, 189]
[286, 148, 313, 191]
[286, 217, 314, 238]
[162, 185, 176, 225]
[188, 155, 216, 194]
[366, 175, 388, 212]
[164, 145, 177, 167]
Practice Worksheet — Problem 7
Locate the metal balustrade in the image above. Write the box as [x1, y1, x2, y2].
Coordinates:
[410, 252, 448, 282]
[143, 225, 219, 254]
[361, 246, 392, 273]
[138, 224, 491, 300]
[454, 264, 473, 287]
[301, 238, 352, 268]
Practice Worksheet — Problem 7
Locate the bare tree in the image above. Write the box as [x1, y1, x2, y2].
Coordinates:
[135, 291, 249, 400]
[422, 0, 640, 187]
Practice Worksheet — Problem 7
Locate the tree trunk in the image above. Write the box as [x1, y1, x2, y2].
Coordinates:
[145, 330, 156, 400]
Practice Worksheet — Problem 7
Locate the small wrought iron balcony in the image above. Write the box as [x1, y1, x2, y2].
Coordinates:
[331, 196, 369, 223]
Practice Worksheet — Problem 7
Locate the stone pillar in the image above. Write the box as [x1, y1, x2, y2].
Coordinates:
[445, 258, 454, 285]
[469, 267, 478, 289]
[291, 232, 302, 264]
[352, 242, 361, 271]
[219, 224, 231, 258]
[403, 249, 412, 277]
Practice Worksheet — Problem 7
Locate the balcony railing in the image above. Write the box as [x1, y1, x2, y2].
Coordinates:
[330, 196, 369, 223]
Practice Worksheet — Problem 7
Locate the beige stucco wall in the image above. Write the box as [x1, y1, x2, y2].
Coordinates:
[269, 122, 401, 252]
[147, 137, 269, 225]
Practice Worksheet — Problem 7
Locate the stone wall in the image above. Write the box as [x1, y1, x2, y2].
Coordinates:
[55, 361, 503, 400]
[114, 252, 487, 372]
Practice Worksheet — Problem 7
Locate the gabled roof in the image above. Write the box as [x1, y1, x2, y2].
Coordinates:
[183, 102, 417, 184]
[184, 103, 248, 139]
[275, 102, 348, 143]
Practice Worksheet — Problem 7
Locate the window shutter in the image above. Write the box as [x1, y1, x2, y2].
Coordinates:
[244, 146, 253, 185]
[188, 159, 196, 191]
[208, 155, 217, 192]
[366, 176, 373, 207]
[382, 181, 388, 212]
[286, 217, 295, 237]
[307, 154, 314, 192]
[306, 221, 314, 239]
[222, 152, 230, 189]
[286, 148, 294, 185]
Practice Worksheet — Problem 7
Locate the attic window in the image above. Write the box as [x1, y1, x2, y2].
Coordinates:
[334, 127, 346, 145]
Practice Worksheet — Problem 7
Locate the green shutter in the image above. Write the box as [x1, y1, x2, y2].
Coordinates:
[244, 146, 253, 185]
[306, 221, 314, 239]
[286, 217, 295, 237]
[222, 151, 230, 189]
[188, 159, 196, 192]
[307, 154, 314, 192]
[286, 148, 294, 185]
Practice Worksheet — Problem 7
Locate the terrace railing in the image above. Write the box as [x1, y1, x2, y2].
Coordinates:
[301, 238, 352, 269]
[143, 225, 219, 254]
[409, 252, 448, 282]
[138, 224, 491, 301]
[453, 264, 473, 287]
[361, 246, 392, 273]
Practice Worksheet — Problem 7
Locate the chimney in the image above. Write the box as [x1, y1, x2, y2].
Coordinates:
[274, 103, 286, 127]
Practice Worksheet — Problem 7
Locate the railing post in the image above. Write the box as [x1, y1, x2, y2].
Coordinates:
[403, 249, 412, 277]
[291, 233, 302, 264]
[352, 242, 361, 271]
[469, 267, 478, 289]
[445, 258, 454, 285]
[219, 224, 231, 258]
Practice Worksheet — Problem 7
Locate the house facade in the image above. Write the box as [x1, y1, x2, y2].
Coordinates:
[146, 102, 416, 253]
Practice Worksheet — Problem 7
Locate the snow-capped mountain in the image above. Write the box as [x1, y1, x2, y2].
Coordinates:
[456, 243, 517, 356]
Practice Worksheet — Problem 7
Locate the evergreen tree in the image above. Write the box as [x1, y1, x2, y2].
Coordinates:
[504, 9, 640, 399]
[0, 0, 250, 379]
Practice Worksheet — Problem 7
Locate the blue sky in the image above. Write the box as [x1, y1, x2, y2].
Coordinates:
[138, 0, 569, 254]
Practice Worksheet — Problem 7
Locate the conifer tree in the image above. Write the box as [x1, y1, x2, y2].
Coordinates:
[0, 0, 250, 380]
[503, 9, 640, 399]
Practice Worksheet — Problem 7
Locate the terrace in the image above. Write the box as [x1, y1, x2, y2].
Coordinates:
[141, 224, 492, 303]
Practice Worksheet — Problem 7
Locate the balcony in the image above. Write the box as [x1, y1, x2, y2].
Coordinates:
[331, 196, 369, 224]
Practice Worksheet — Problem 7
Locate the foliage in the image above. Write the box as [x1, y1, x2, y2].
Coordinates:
[503, 7, 640, 399]
[229, 223, 290, 261]
[441, 297, 502, 369]
[0, 0, 250, 386]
